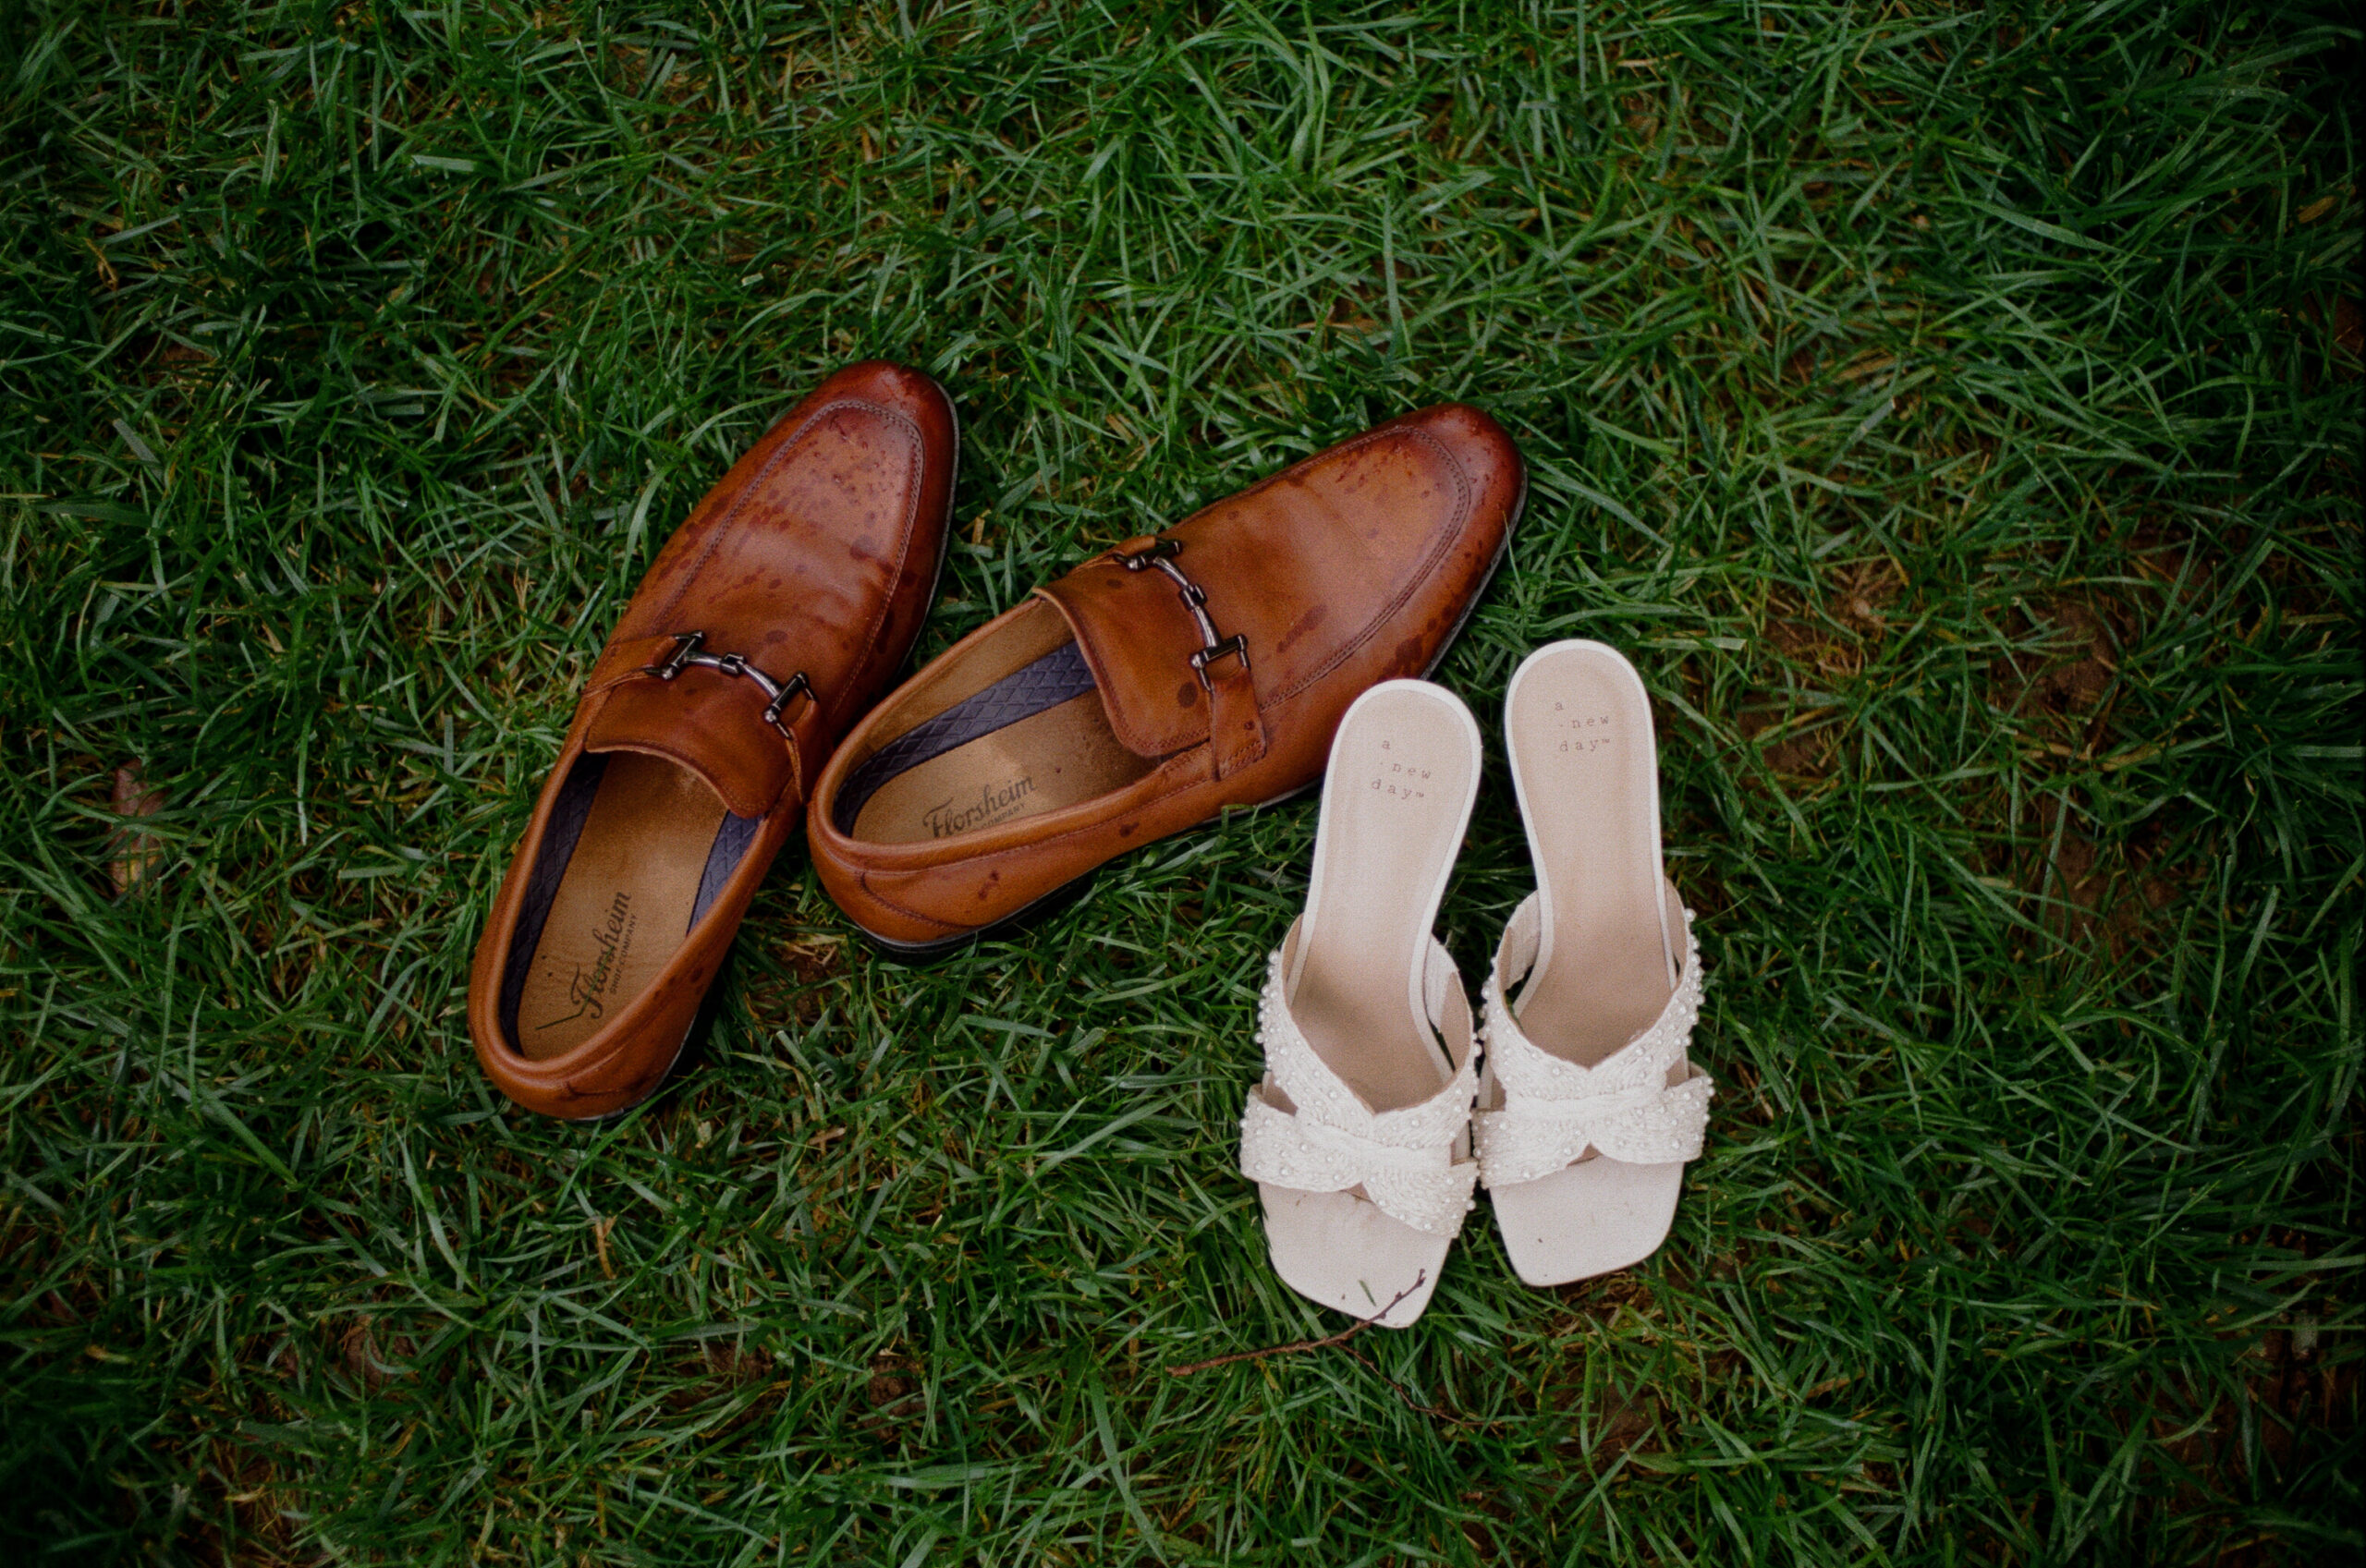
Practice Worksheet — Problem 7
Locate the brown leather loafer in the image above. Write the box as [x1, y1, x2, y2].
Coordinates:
[806, 403, 1521, 955]
[468, 361, 956, 1117]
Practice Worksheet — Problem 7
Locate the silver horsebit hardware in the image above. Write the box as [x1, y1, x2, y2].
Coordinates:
[1114, 538, 1250, 692]
[640, 631, 811, 737]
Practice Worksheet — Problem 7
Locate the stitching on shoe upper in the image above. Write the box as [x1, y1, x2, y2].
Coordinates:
[851, 873, 966, 933]
[1262, 427, 1474, 708]
[641, 396, 925, 732]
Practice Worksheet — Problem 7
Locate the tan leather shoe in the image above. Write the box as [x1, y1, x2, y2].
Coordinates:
[806, 403, 1522, 955]
[469, 361, 956, 1117]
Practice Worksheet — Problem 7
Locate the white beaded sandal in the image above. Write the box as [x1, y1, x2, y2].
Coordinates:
[1237, 680, 1485, 1329]
[1477, 641, 1714, 1287]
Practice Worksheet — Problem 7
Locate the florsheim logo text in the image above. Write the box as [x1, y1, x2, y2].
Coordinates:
[539, 892, 634, 1029]
[924, 775, 1035, 838]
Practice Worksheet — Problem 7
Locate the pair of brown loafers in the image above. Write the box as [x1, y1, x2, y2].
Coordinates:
[469, 362, 1525, 1118]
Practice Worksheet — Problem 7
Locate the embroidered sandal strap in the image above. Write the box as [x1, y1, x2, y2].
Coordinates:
[1474, 893, 1714, 1188]
[1237, 939, 1479, 1239]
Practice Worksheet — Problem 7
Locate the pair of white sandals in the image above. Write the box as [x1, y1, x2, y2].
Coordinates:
[1238, 641, 1713, 1328]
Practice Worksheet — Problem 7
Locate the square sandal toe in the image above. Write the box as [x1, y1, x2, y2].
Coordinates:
[1486, 1158, 1687, 1288]
[1259, 1185, 1453, 1329]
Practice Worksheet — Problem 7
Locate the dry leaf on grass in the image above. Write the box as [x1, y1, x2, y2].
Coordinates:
[107, 764, 165, 896]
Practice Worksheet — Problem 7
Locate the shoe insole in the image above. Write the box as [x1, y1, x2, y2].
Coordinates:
[1505, 644, 1677, 1064]
[1290, 683, 1482, 1112]
[837, 642, 1153, 845]
[503, 751, 750, 1062]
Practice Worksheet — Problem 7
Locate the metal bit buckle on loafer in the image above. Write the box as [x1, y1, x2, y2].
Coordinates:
[1114, 538, 1253, 694]
[641, 631, 813, 737]
[1111, 538, 1266, 774]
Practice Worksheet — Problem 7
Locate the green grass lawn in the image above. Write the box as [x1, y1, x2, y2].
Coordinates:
[3, 1, 2359, 1562]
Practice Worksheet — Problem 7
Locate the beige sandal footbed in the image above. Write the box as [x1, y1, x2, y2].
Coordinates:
[1244, 680, 1484, 1329]
[1484, 640, 1707, 1287]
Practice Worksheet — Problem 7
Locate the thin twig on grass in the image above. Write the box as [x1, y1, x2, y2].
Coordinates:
[1165, 1272, 1426, 1377]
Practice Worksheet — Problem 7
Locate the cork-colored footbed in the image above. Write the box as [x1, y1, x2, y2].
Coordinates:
[510, 753, 729, 1062]
[832, 601, 1154, 845]
[849, 691, 1150, 845]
